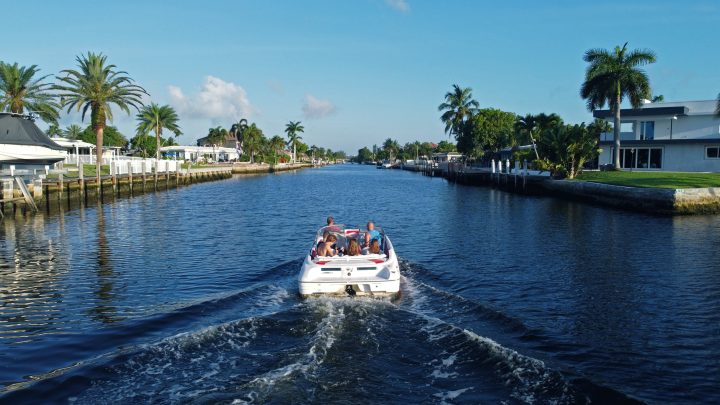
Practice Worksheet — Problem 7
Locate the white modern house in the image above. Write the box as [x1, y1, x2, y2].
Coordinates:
[159, 145, 240, 162]
[594, 100, 720, 172]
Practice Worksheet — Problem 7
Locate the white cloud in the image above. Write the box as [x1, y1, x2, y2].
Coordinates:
[302, 94, 336, 119]
[168, 76, 255, 121]
[385, 0, 409, 12]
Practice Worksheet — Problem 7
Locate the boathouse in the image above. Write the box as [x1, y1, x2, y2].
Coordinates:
[594, 100, 720, 172]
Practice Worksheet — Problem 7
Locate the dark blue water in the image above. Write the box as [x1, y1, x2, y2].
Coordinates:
[1, 165, 718, 404]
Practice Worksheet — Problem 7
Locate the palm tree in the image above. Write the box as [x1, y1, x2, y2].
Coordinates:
[206, 126, 227, 146]
[581, 43, 656, 169]
[438, 84, 479, 140]
[0, 62, 59, 123]
[285, 121, 304, 163]
[64, 124, 84, 140]
[136, 103, 182, 160]
[268, 135, 286, 164]
[55, 52, 147, 183]
[716, 93, 720, 118]
[651, 95, 664, 103]
[382, 138, 400, 162]
[243, 123, 264, 163]
[514, 114, 540, 159]
[230, 118, 248, 141]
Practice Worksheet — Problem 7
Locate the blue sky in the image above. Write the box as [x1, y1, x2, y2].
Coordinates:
[4, 0, 719, 153]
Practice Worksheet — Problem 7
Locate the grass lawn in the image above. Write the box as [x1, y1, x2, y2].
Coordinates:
[576, 171, 720, 189]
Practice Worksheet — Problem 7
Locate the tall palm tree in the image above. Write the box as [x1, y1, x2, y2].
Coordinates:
[716, 93, 719, 117]
[230, 118, 248, 141]
[438, 84, 479, 140]
[285, 121, 304, 163]
[64, 124, 84, 140]
[136, 103, 182, 160]
[581, 43, 656, 169]
[0, 62, 59, 123]
[514, 114, 540, 159]
[55, 52, 147, 182]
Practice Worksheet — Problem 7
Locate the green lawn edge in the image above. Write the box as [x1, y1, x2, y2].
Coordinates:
[575, 171, 720, 189]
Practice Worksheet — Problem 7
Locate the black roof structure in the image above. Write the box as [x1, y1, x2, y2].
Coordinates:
[593, 106, 689, 119]
[0, 113, 64, 150]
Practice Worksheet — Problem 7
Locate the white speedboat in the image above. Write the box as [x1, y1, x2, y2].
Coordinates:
[298, 225, 400, 298]
[0, 113, 66, 169]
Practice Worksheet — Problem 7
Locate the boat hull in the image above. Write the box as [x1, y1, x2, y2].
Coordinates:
[298, 231, 401, 298]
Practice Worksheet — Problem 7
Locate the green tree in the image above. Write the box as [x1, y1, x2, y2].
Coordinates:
[136, 103, 182, 160]
[0, 62, 59, 123]
[268, 135, 286, 164]
[588, 118, 613, 135]
[64, 124, 84, 140]
[206, 126, 228, 146]
[435, 140, 456, 153]
[79, 125, 128, 148]
[382, 138, 400, 161]
[580, 43, 656, 169]
[458, 108, 516, 158]
[357, 147, 373, 163]
[651, 94, 664, 103]
[537, 123, 600, 179]
[55, 52, 146, 182]
[243, 123, 265, 163]
[716, 93, 720, 117]
[438, 84, 479, 140]
[46, 123, 62, 138]
[285, 121, 305, 163]
[514, 114, 539, 159]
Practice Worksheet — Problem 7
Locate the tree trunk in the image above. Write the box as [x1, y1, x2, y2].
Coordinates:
[95, 126, 104, 184]
[613, 91, 622, 170]
[155, 124, 161, 161]
[293, 144, 296, 164]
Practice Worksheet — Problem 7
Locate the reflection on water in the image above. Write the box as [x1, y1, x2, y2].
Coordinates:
[88, 206, 120, 324]
[0, 214, 64, 343]
[0, 165, 719, 404]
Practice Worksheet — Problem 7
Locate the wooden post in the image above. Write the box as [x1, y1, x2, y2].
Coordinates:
[33, 178, 43, 199]
[166, 163, 170, 189]
[59, 173, 64, 199]
[79, 162, 85, 200]
[111, 161, 117, 195]
[154, 160, 158, 190]
[128, 161, 133, 195]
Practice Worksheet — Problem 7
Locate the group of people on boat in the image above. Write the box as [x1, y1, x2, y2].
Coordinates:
[315, 216, 383, 258]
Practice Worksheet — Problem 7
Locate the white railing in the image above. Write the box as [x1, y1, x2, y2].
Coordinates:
[109, 159, 179, 175]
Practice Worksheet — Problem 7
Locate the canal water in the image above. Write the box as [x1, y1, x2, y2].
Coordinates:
[1, 165, 718, 404]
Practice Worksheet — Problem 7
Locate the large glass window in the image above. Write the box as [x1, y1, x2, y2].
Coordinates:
[707, 147, 720, 159]
[640, 121, 655, 140]
[622, 149, 634, 168]
[650, 149, 662, 168]
[618, 147, 662, 169]
[637, 148, 650, 168]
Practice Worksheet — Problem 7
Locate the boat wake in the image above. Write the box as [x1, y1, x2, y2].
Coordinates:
[3, 259, 640, 404]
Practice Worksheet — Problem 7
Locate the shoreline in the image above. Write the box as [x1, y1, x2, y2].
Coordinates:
[0, 162, 316, 218]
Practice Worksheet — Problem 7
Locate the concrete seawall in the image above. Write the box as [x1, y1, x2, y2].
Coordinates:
[542, 180, 720, 215]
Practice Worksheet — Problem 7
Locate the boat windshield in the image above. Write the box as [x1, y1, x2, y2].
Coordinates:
[316, 224, 384, 241]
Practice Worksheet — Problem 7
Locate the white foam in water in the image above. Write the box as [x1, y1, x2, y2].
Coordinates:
[433, 387, 474, 404]
[232, 300, 347, 403]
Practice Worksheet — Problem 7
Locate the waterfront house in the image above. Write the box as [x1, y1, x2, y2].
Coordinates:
[160, 145, 240, 162]
[594, 100, 720, 172]
[50, 137, 95, 165]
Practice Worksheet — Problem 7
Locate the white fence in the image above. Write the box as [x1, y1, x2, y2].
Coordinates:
[109, 159, 179, 175]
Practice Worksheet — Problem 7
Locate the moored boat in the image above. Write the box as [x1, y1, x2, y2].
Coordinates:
[298, 224, 400, 298]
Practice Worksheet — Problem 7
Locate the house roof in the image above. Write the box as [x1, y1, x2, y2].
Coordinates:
[0, 113, 64, 150]
[50, 136, 95, 149]
[593, 100, 717, 119]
